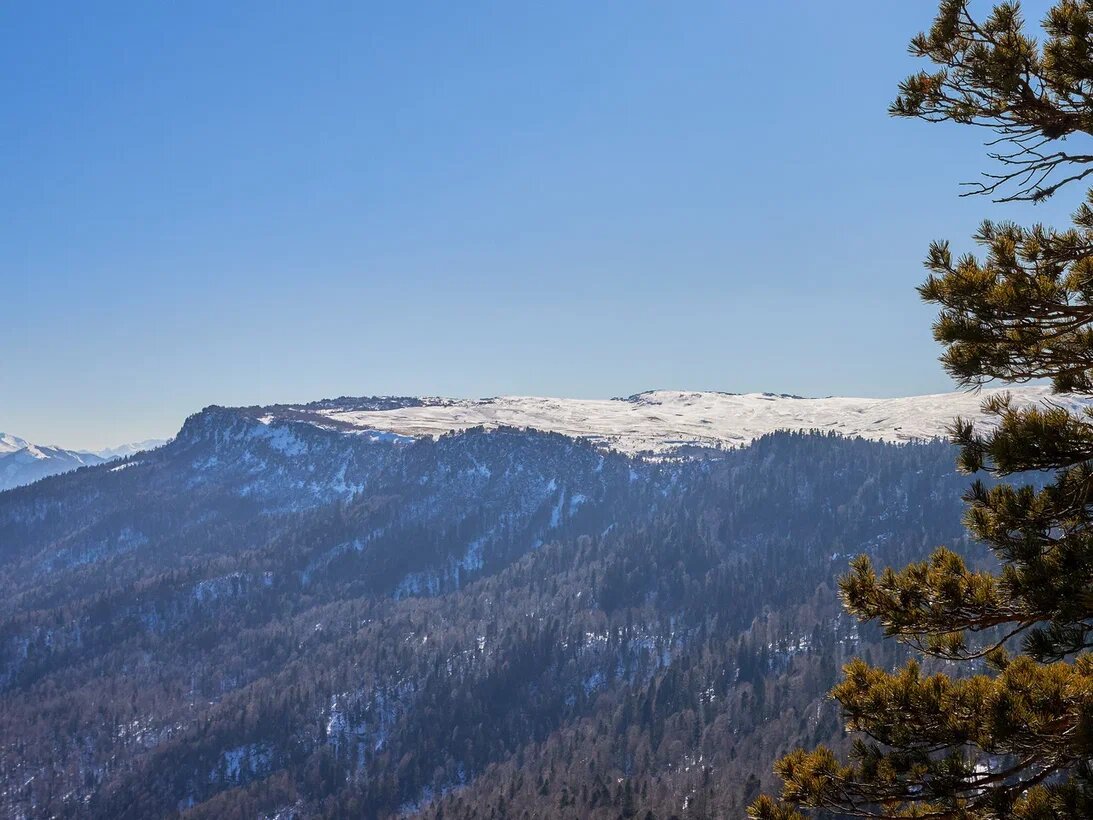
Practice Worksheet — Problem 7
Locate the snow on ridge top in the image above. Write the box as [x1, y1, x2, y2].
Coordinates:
[0, 433, 32, 455]
[0, 434, 49, 460]
[298, 385, 1087, 457]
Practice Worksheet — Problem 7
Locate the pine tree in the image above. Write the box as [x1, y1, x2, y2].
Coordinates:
[753, 2, 1093, 818]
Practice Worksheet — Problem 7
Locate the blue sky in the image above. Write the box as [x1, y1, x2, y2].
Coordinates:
[1, 1, 1070, 449]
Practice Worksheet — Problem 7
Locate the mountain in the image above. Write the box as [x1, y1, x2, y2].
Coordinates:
[0, 434, 167, 493]
[0, 433, 107, 492]
[250, 385, 1078, 456]
[0, 385, 1065, 493]
[89, 438, 170, 460]
[0, 389, 1068, 818]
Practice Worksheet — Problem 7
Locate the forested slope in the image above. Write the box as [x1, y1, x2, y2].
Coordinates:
[0, 408, 977, 818]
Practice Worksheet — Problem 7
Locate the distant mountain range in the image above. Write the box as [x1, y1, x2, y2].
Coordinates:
[91, 439, 169, 460]
[0, 434, 167, 492]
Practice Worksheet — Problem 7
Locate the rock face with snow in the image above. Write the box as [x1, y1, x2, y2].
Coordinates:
[253, 385, 1085, 457]
[0, 434, 168, 492]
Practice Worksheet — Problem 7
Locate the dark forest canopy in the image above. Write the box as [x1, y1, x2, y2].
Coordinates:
[0, 423, 970, 819]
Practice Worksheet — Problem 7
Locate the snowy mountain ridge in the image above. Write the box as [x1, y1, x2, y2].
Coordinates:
[250, 385, 1089, 457]
[89, 439, 170, 460]
[0, 433, 40, 457]
[0, 435, 168, 493]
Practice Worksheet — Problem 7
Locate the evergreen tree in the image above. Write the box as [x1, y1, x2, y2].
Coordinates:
[753, 2, 1093, 818]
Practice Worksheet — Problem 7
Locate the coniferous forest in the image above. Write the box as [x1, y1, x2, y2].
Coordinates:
[0, 413, 977, 818]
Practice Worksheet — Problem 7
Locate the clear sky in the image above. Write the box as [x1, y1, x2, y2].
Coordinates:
[2, 1, 1071, 449]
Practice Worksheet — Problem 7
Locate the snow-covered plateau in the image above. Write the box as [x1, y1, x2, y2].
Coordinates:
[265, 385, 1090, 458]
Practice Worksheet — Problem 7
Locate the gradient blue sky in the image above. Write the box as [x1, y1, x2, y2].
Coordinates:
[2, 1, 1070, 449]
